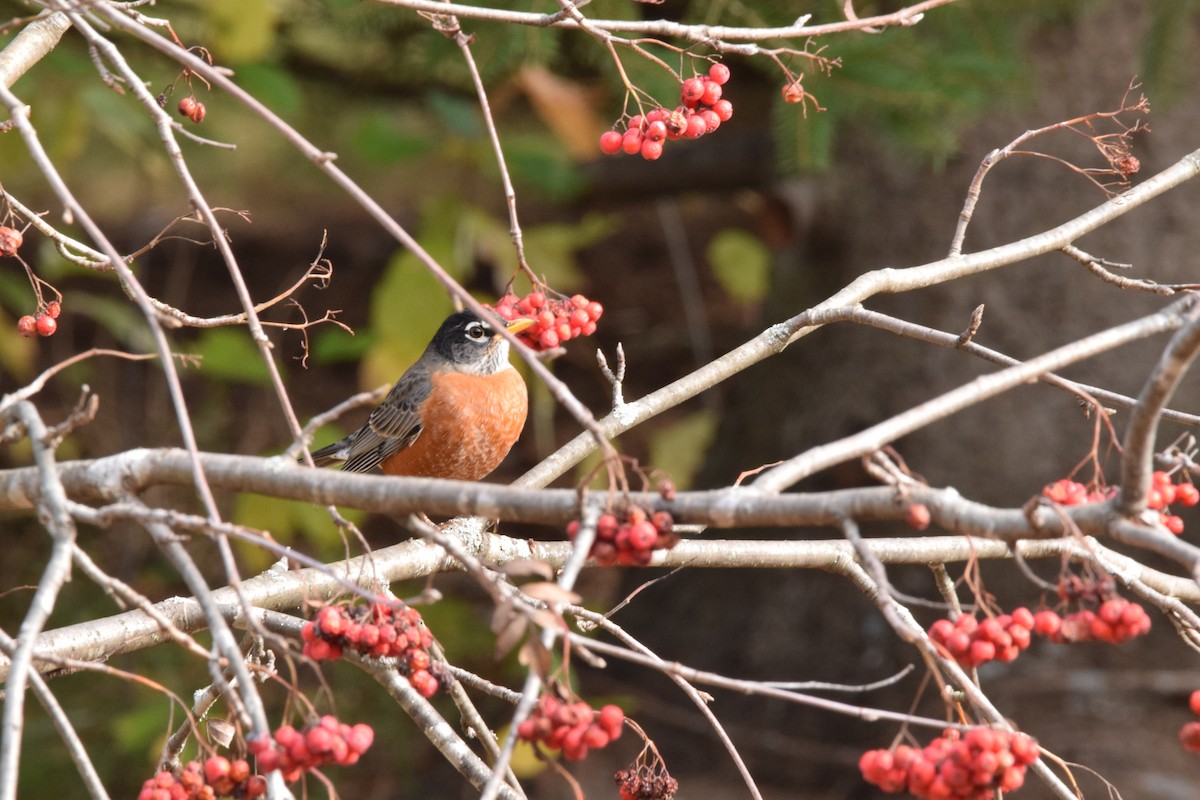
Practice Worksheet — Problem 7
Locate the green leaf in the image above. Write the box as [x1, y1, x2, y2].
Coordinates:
[0, 306, 36, 383]
[309, 326, 373, 365]
[189, 328, 273, 385]
[426, 90, 483, 139]
[647, 410, 718, 491]
[234, 63, 304, 116]
[707, 229, 770, 304]
[353, 110, 432, 165]
[206, 0, 280, 63]
[232, 493, 364, 568]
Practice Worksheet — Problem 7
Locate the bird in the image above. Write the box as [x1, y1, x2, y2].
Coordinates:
[306, 309, 534, 480]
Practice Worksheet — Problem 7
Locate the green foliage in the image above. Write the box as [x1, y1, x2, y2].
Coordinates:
[189, 327, 273, 385]
[1142, 0, 1200, 108]
[232, 493, 365, 567]
[352, 110, 433, 165]
[774, 0, 1069, 170]
[647, 409, 718, 491]
[204, 0, 281, 63]
[707, 229, 770, 305]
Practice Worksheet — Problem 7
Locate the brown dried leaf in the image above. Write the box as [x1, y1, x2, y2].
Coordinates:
[518, 635, 554, 677]
[522, 581, 581, 607]
[501, 559, 556, 580]
[492, 604, 529, 660]
[207, 719, 235, 748]
[516, 65, 607, 161]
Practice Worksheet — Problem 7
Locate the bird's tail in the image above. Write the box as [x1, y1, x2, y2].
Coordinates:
[304, 440, 348, 468]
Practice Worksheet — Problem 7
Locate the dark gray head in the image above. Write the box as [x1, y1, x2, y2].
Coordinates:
[427, 309, 521, 375]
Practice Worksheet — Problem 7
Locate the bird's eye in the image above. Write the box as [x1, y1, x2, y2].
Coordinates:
[465, 322, 488, 342]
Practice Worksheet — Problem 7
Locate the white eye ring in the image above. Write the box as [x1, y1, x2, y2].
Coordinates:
[465, 322, 488, 341]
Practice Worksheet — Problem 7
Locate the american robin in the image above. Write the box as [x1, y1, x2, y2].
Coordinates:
[307, 309, 534, 480]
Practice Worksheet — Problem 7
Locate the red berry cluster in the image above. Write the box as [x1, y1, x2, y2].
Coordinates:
[567, 507, 679, 567]
[928, 608, 1033, 669]
[17, 301, 60, 338]
[1040, 478, 1107, 506]
[1031, 598, 1151, 644]
[516, 695, 624, 761]
[0, 225, 21, 256]
[615, 765, 679, 800]
[859, 727, 1039, 800]
[301, 601, 445, 697]
[247, 716, 375, 783]
[1148, 470, 1198, 534]
[1179, 690, 1200, 755]
[598, 62, 732, 161]
[178, 96, 207, 123]
[491, 291, 603, 351]
[137, 757, 266, 800]
[1041, 471, 1198, 534]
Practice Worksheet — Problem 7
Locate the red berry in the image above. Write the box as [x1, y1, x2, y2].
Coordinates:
[684, 114, 708, 139]
[597, 704, 624, 739]
[645, 120, 667, 142]
[698, 109, 721, 133]
[17, 315, 37, 338]
[905, 503, 931, 530]
[346, 723, 375, 755]
[1183, 721, 1200, 753]
[229, 759, 251, 783]
[599, 130, 623, 155]
[1190, 689, 1200, 716]
[626, 520, 658, 550]
[640, 140, 664, 161]
[680, 77, 705, 105]
[45, 301, 61, 319]
[621, 129, 643, 155]
[1176, 482, 1200, 506]
[178, 97, 197, 117]
[708, 62, 731, 85]
[712, 98, 733, 122]
[187, 101, 206, 124]
[1163, 513, 1185, 535]
[700, 80, 723, 106]
[203, 756, 231, 785]
[36, 314, 56, 337]
[0, 225, 22, 256]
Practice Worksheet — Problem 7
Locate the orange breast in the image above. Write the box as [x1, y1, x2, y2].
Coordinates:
[380, 368, 527, 480]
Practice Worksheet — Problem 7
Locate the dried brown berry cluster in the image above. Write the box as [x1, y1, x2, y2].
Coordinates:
[301, 601, 446, 697]
[616, 764, 679, 800]
[136, 757, 266, 800]
[566, 507, 679, 566]
[516, 695, 624, 762]
[0, 225, 21, 256]
[247, 716, 375, 783]
[860, 727, 1039, 800]
[178, 96, 207, 123]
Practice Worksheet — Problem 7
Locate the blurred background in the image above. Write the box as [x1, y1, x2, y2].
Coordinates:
[2, 0, 1200, 797]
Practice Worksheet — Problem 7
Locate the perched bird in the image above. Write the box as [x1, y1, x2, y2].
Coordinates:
[307, 309, 534, 480]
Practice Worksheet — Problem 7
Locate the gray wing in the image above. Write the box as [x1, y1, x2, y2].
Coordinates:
[309, 370, 431, 473]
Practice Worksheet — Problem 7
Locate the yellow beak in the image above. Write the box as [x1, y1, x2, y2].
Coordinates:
[505, 318, 536, 335]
